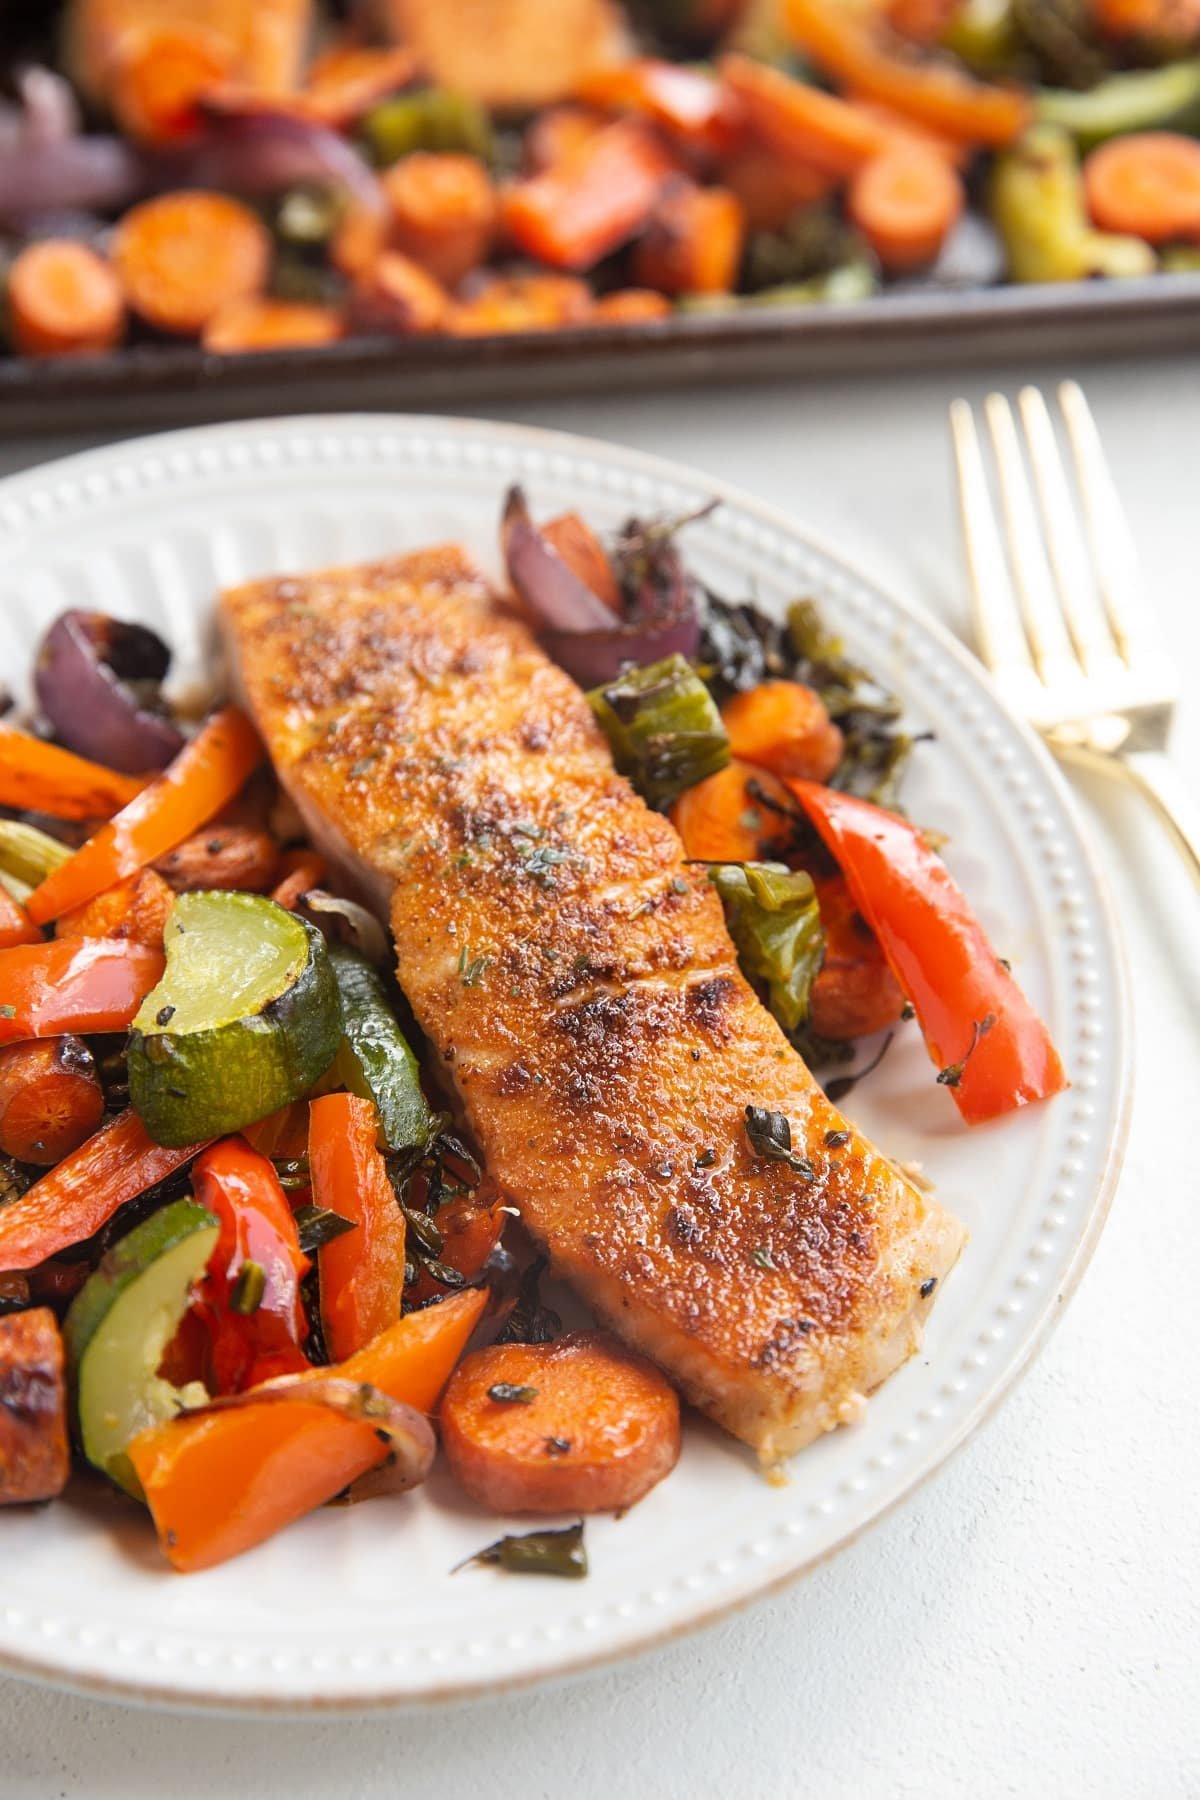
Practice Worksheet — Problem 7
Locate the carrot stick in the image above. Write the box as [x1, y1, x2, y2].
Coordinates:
[202, 298, 343, 354]
[113, 191, 272, 337]
[0, 887, 40, 951]
[781, 0, 1032, 146]
[0, 937, 163, 1044]
[109, 25, 236, 145]
[1083, 132, 1200, 242]
[719, 53, 888, 178]
[669, 759, 796, 863]
[27, 708, 262, 926]
[0, 726, 146, 821]
[721, 680, 845, 781]
[270, 850, 327, 910]
[6, 241, 127, 359]
[55, 867, 174, 949]
[0, 1109, 211, 1270]
[0, 1036, 105, 1165]
[501, 119, 675, 270]
[310, 1092, 407, 1362]
[383, 152, 498, 289]
[440, 1331, 681, 1515]
[127, 1287, 486, 1570]
[153, 824, 279, 893]
[848, 141, 965, 270]
[632, 181, 746, 295]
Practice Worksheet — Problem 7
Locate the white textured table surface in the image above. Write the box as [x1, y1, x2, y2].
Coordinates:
[1, 354, 1197, 1799]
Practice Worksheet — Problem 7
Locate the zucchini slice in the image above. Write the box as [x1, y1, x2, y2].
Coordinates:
[329, 945, 435, 1153]
[64, 1198, 218, 1497]
[128, 890, 342, 1147]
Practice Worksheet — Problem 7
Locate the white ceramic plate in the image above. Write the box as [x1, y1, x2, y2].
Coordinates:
[0, 417, 1129, 1714]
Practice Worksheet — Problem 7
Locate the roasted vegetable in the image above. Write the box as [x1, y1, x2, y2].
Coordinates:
[1037, 58, 1200, 148]
[360, 89, 494, 166]
[0, 1036, 105, 1165]
[0, 725, 146, 824]
[0, 936, 164, 1044]
[127, 891, 342, 1146]
[329, 946, 434, 1153]
[991, 124, 1156, 280]
[709, 861, 825, 1032]
[0, 1308, 70, 1505]
[34, 610, 183, 774]
[64, 1198, 219, 1496]
[589, 654, 730, 808]
[0, 821, 72, 891]
[310, 1092, 407, 1361]
[458, 1520, 588, 1579]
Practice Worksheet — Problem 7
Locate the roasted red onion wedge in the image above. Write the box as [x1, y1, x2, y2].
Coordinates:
[34, 611, 185, 774]
[179, 109, 385, 213]
[501, 485, 617, 633]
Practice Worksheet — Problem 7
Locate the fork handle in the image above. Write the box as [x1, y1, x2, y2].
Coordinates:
[1059, 743, 1200, 889]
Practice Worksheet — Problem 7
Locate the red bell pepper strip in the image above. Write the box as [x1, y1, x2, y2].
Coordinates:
[406, 1180, 507, 1307]
[191, 1137, 311, 1392]
[26, 708, 262, 925]
[309, 1092, 407, 1361]
[0, 725, 147, 822]
[0, 937, 164, 1043]
[0, 1109, 210, 1270]
[788, 782, 1067, 1125]
[500, 118, 675, 271]
[0, 885, 41, 950]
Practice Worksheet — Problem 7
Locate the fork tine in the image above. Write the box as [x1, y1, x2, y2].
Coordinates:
[983, 392, 1079, 686]
[949, 398, 1036, 683]
[1057, 380, 1154, 668]
[1016, 386, 1123, 679]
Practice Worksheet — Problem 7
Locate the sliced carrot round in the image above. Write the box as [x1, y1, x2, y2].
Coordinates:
[202, 298, 344, 354]
[383, 152, 497, 289]
[6, 240, 126, 358]
[440, 1332, 681, 1515]
[113, 191, 272, 337]
[721, 679, 844, 782]
[847, 141, 964, 272]
[1083, 132, 1200, 244]
[669, 758, 796, 863]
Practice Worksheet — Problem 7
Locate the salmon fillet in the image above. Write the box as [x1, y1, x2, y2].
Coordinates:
[222, 545, 966, 1458]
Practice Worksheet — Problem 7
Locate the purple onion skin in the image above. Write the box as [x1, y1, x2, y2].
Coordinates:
[170, 111, 385, 213]
[501, 485, 617, 634]
[540, 614, 701, 687]
[0, 137, 148, 230]
[34, 612, 185, 775]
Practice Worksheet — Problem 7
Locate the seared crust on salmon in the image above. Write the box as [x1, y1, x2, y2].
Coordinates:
[222, 545, 966, 1458]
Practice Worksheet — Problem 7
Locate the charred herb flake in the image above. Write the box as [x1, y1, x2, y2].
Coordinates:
[294, 1203, 358, 1255]
[455, 1520, 587, 1580]
[488, 1382, 538, 1404]
[825, 1032, 895, 1104]
[936, 1014, 996, 1089]
[744, 1106, 815, 1179]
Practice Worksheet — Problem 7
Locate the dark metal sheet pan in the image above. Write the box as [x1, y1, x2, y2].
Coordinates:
[3, 273, 1199, 435]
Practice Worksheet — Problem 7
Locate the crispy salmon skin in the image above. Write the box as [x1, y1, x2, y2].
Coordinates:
[222, 545, 966, 1458]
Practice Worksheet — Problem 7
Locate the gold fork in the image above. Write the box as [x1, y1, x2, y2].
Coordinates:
[950, 379, 1200, 886]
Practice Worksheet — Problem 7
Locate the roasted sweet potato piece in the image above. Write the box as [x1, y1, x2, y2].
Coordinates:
[0, 1308, 70, 1505]
[350, 252, 451, 334]
[384, 153, 498, 289]
[631, 179, 745, 295]
[376, 0, 624, 109]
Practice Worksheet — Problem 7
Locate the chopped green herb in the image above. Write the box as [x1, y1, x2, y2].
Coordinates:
[544, 1435, 571, 1455]
[744, 1105, 815, 1179]
[293, 1203, 357, 1255]
[458, 946, 492, 987]
[487, 1383, 538, 1404]
[750, 1246, 777, 1271]
[230, 1260, 266, 1315]
[421, 1258, 468, 1289]
[0, 1005, 14, 1021]
[498, 1256, 561, 1345]
[824, 1129, 851, 1148]
[455, 1520, 587, 1580]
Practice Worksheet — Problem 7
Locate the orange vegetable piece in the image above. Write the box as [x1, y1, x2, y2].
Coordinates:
[0, 1309, 70, 1504]
[376, 0, 623, 110]
[127, 1287, 486, 1570]
[576, 58, 740, 158]
[440, 1331, 681, 1514]
[669, 759, 796, 863]
[243, 1097, 310, 1160]
[269, 849, 327, 910]
[383, 152, 498, 289]
[153, 823, 279, 893]
[113, 191, 272, 337]
[632, 180, 745, 295]
[448, 273, 593, 334]
[406, 1183, 507, 1305]
[1083, 132, 1200, 243]
[109, 25, 235, 144]
[886, 0, 964, 42]
[808, 874, 905, 1041]
[310, 1092, 407, 1362]
[524, 104, 607, 172]
[202, 298, 343, 354]
[0, 937, 163, 1044]
[0, 1109, 210, 1271]
[541, 513, 622, 611]
[719, 53, 888, 178]
[330, 201, 387, 279]
[0, 887, 40, 951]
[721, 681, 844, 783]
[6, 240, 126, 359]
[847, 93, 970, 167]
[56, 867, 174, 949]
[1092, 0, 1200, 40]
[0, 1036, 105, 1165]
[501, 118, 675, 270]
[720, 144, 834, 233]
[27, 708, 262, 926]
[350, 252, 451, 335]
[0, 726, 145, 822]
[302, 43, 418, 127]
[848, 141, 965, 271]
[589, 287, 673, 323]
[781, 0, 1031, 146]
